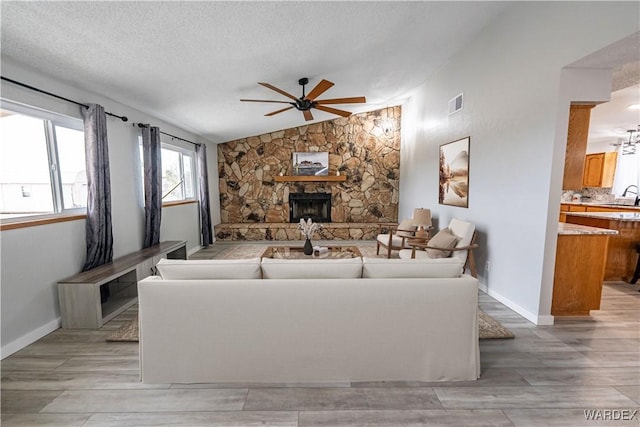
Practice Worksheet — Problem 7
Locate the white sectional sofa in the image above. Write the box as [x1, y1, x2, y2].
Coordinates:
[138, 256, 480, 384]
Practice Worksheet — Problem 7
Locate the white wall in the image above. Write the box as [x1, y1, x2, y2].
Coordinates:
[160, 203, 201, 255]
[0, 59, 218, 357]
[587, 141, 618, 154]
[399, 2, 639, 324]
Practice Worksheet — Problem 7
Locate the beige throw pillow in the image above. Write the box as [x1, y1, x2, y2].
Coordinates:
[396, 219, 417, 238]
[425, 228, 458, 258]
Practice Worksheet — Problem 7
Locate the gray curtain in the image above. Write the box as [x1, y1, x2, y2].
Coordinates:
[81, 104, 113, 271]
[196, 144, 213, 246]
[141, 125, 162, 248]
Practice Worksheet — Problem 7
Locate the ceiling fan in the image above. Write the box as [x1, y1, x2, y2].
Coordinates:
[240, 77, 366, 121]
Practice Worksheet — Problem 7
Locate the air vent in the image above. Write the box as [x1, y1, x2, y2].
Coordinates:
[448, 93, 463, 115]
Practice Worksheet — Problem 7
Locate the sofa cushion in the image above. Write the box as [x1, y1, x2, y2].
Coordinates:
[362, 257, 464, 278]
[376, 233, 411, 248]
[425, 228, 458, 258]
[261, 257, 363, 279]
[156, 258, 262, 280]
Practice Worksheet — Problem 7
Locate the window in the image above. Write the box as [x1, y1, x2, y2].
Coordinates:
[161, 145, 195, 202]
[139, 142, 196, 204]
[0, 102, 86, 220]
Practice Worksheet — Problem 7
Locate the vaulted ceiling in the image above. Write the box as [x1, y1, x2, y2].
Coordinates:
[0, 1, 509, 142]
[3, 3, 638, 146]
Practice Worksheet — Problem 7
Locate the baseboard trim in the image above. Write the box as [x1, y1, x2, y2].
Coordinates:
[1, 317, 61, 359]
[478, 283, 554, 326]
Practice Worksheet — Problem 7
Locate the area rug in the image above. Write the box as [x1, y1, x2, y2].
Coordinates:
[106, 310, 514, 342]
[106, 315, 139, 342]
[478, 310, 515, 339]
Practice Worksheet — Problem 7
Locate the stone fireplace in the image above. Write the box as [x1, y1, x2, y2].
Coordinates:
[289, 192, 331, 223]
[214, 106, 401, 240]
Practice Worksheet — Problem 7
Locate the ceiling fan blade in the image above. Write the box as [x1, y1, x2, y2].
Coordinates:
[265, 106, 294, 116]
[303, 110, 314, 121]
[315, 96, 367, 105]
[258, 82, 299, 101]
[315, 105, 352, 118]
[305, 79, 334, 101]
[240, 99, 293, 104]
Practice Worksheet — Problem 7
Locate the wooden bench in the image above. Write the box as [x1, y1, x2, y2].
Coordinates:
[57, 241, 187, 329]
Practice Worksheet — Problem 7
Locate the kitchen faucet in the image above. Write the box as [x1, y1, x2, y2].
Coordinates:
[622, 185, 640, 206]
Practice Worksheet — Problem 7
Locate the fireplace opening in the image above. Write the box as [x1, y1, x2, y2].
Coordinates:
[289, 192, 331, 223]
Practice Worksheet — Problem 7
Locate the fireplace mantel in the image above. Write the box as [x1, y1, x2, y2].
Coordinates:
[274, 175, 346, 182]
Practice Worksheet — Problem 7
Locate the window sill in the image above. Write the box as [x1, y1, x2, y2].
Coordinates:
[0, 199, 199, 230]
[0, 212, 86, 231]
[162, 199, 198, 208]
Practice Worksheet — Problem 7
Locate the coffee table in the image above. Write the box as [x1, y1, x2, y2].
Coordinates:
[260, 245, 362, 260]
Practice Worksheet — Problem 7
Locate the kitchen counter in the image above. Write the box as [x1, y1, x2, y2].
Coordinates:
[553, 222, 614, 316]
[565, 212, 640, 281]
[565, 212, 640, 222]
[558, 222, 619, 235]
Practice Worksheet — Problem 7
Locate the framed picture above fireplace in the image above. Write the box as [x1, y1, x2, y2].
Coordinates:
[293, 152, 329, 176]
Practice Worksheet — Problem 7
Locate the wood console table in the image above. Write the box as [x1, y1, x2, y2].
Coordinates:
[58, 240, 187, 329]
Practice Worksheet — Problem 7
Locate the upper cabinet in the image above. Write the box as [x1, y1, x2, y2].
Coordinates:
[563, 104, 595, 190]
[583, 152, 618, 188]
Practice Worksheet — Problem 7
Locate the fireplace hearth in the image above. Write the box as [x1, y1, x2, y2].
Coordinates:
[289, 192, 331, 223]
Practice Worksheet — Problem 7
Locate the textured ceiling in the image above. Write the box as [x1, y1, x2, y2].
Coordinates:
[588, 83, 640, 146]
[0, 1, 509, 142]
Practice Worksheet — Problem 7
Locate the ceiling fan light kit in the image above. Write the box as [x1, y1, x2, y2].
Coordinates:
[611, 125, 639, 155]
[241, 77, 366, 122]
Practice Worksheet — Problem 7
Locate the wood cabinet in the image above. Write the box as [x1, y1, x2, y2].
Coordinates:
[559, 203, 586, 221]
[559, 204, 569, 222]
[583, 152, 617, 188]
[563, 104, 595, 190]
[552, 232, 610, 316]
[560, 203, 639, 222]
[565, 215, 640, 281]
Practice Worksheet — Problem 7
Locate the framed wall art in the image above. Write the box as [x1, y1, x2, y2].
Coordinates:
[292, 152, 329, 176]
[439, 136, 470, 207]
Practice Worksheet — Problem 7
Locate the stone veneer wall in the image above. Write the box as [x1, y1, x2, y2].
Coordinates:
[217, 106, 401, 229]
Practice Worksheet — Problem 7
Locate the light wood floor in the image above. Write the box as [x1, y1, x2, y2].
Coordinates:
[2, 246, 639, 426]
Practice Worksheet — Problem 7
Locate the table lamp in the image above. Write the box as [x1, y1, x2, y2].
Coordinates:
[413, 208, 432, 239]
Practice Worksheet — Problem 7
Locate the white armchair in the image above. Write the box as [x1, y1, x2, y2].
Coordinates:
[376, 208, 432, 258]
[399, 218, 478, 278]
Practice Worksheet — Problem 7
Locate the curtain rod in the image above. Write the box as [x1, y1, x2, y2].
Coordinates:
[1, 76, 129, 122]
[134, 123, 200, 146]
[1, 76, 201, 146]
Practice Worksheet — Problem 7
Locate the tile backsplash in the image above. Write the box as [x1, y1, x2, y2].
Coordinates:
[561, 187, 614, 202]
